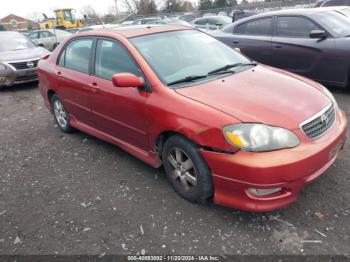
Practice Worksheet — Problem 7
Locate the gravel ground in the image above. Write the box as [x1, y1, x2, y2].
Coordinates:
[0, 82, 349, 256]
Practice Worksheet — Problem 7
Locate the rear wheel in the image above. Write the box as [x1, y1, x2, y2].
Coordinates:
[51, 94, 74, 133]
[52, 43, 59, 51]
[162, 135, 213, 203]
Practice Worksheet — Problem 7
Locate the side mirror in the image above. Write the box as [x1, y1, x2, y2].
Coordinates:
[112, 73, 145, 88]
[37, 42, 44, 47]
[310, 30, 327, 39]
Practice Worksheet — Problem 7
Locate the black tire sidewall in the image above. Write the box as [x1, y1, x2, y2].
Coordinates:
[162, 135, 213, 203]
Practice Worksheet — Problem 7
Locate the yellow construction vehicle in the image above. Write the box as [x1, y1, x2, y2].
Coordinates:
[40, 8, 84, 30]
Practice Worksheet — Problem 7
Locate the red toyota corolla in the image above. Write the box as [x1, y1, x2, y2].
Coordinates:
[38, 25, 347, 212]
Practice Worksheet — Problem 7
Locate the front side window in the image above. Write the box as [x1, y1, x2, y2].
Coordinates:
[94, 39, 141, 80]
[130, 30, 250, 87]
[58, 38, 93, 74]
[276, 16, 320, 38]
[234, 18, 272, 36]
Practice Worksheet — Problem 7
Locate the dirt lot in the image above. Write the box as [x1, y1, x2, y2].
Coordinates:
[0, 82, 349, 256]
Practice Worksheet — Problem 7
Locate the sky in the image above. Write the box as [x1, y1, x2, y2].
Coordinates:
[0, 0, 198, 21]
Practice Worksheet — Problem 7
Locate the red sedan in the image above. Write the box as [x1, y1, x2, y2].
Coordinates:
[38, 25, 348, 212]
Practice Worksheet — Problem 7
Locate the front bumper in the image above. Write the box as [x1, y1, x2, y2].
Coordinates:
[0, 66, 38, 87]
[200, 109, 348, 212]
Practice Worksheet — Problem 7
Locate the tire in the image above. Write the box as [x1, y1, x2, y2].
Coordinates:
[54, 26, 66, 30]
[51, 94, 74, 133]
[52, 43, 59, 51]
[162, 135, 213, 203]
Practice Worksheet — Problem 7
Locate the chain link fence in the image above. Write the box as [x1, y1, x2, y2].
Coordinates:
[117, 0, 317, 23]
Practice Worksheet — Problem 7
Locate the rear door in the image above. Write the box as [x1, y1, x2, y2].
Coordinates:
[55, 37, 95, 126]
[39, 31, 56, 50]
[232, 17, 273, 65]
[271, 16, 334, 81]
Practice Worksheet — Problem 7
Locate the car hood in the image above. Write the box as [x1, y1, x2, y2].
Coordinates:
[0, 47, 48, 63]
[175, 65, 331, 130]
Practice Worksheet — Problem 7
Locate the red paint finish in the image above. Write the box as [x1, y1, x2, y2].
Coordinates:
[38, 26, 348, 212]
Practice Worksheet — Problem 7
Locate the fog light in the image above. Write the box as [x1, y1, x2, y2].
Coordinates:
[248, 188, 282, 196]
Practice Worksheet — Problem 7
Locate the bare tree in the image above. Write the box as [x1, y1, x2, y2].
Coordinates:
[81, 5, 100, 19]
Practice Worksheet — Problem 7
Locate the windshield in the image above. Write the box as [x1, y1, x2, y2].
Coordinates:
[0, 33, 36, 52]
[130, 30, 250, 87]
[312, 11, 350, 37]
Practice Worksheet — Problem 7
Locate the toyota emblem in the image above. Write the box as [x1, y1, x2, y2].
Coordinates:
[26, 61, 34, 68]
[320, 114, 329, 125]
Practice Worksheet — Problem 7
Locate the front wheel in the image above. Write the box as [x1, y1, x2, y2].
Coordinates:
[51, 94, 74, 133]
[162, 135, 213, 203]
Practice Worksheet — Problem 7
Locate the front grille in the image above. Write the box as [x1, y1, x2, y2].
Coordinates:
[301, 104, 335, 139]
[9, 59, 39, 70]
[15, 74, 38, 82]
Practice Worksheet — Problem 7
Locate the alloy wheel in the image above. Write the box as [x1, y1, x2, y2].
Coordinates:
[53, 99, 68, 129]
[167, 147, 197, 192]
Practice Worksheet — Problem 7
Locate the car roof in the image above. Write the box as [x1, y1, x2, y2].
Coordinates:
[319, 5, 350, 10]
[80, 24, 192, 38]
[0, 31, 21, 36]
[196, 15, 229, 19]
[232, 7, 335, 24]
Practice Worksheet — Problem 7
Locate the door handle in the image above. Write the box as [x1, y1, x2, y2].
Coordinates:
[233, 41, 239, 44]
[273, 45, 282, 49]
[90, 82, 99, 93]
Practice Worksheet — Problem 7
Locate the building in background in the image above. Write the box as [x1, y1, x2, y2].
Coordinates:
[0, 14, 39, 31]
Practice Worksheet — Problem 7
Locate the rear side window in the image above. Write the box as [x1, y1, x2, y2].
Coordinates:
[28, 32, 39, 39]
[58, 38, 93, 74]
[276, 17, 320, 38]
[40, 31, 54, 38]
[94, 39, 141, 80]
[234, 17, 272, 36]
[195, 18, 208, 25]
[208, 18, 218, 25]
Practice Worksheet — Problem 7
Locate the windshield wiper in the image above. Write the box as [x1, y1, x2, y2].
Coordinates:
[167, 75, 208, 86]
[208, 62, 257, 75]
[167, 62, 258, 86]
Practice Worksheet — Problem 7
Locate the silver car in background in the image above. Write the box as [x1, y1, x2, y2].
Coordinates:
[0, 32, 49, 87]
[27, 29, 72, 51]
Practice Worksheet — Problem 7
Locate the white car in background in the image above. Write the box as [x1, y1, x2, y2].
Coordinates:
[27, 29, 72, 51]
[77, 24, 119, 33]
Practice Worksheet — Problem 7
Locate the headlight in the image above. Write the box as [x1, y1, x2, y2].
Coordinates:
[223, 124, 300, 152]
[322, 86, 338, 109]
[0, 64, 6, 71]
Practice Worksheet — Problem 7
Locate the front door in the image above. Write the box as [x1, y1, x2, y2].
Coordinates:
[270, 16, 334, 82]
[89, 38, 150, 151]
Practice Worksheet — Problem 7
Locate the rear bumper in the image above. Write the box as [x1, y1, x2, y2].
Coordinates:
[200, 109, 348, 212]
